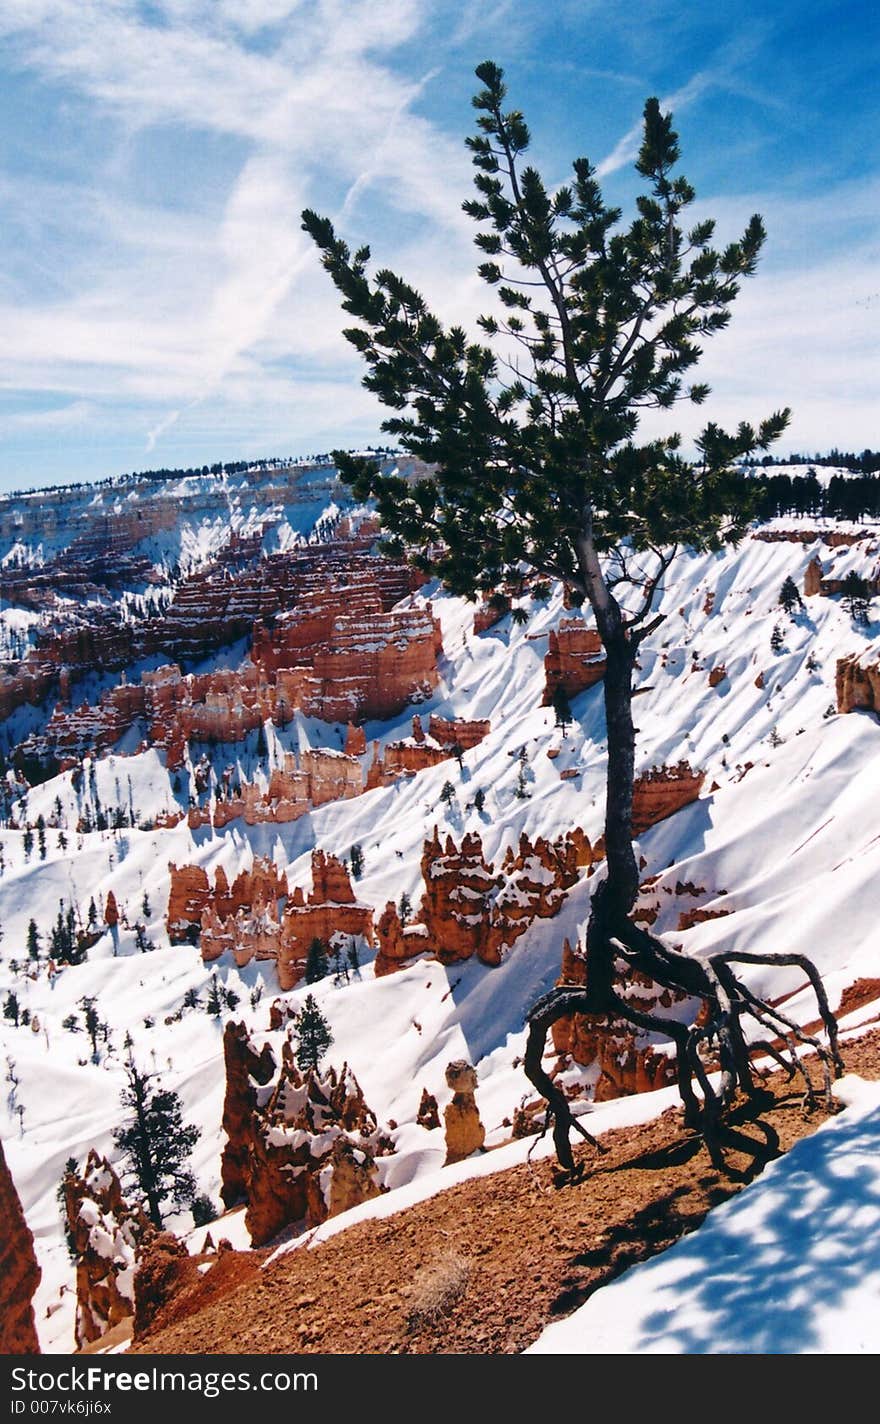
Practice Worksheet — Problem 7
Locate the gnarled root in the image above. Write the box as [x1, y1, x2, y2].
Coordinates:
[524, 906, 843, 1174]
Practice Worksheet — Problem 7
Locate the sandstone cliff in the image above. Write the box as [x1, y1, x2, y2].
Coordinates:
[0, 1135, 41, 1353]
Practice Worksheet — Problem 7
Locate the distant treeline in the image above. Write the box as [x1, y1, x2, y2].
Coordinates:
[744, 448, 880, 474]
[0, 448, 400, 502]
[753, 471, 880, 522]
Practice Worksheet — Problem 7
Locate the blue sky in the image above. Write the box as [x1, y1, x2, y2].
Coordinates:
[0, 0, 876, 492]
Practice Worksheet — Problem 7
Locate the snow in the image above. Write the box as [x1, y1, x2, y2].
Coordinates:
[527, 1075, 880, 1355]
[1, 509, 879, 1352]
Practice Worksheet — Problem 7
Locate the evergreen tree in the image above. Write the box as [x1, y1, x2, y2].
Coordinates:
[779, 575, 803, 615]
[770, 623, 784, 653]
[346, 938, 361, 977]
[398, 891, 413, 926]
[292, 994, 333, 1073]
[305, 937, 329, 984]
[3, 990, 19, 1027]
[332, 943, 349, 986]
[301, 61, 842, 1166]
[841, 570, 872, 624]
[26, 919, 40, 961]
[514, 746, 531, 800]
[349, 843, 364, 879]
[57, 1157, 79, 1262]
[472, 787, 486, 814]
[134, 923, 150, 953]
[113, 1055, 200, 1228]
[22, 827, 33, 861]
[439, 780, 457, 808]
[36, 815, 46, 861]
[78, 996, 108, 1060]
[205, 976, 223, 1017]
[141, 891, 151, 919]
[552, 684, 573, 736]
[191, 1193, 216, 1228]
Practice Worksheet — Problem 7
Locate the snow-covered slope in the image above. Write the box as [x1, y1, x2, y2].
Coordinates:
[1, 521, 878, 1351]
[528, 1073, 880, 1354]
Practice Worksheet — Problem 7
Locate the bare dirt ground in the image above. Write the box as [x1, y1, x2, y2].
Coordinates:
[133, 1027, 880, 1356]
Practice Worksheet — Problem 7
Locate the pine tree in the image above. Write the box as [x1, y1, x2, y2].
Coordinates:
[439, 780, 457, 808]
[78, 996, 108, 1061]
[26, 919, 40, 961]
[779, 575, 803, 615]
[349, 843, 364, 879]
[3, 990, 19, 1027]
[514, 746, 531, 800]
[191, 1192, 216, 1228]
[305, 937, 329, 983]
[292, 994, 333, 1073]
[552, 684, 573, 736]
[841, 570, 872, 624]
[472, 787, 486, 814]
[57, 1157, 79, 1262]
[770, 624, 784, 653]
[205, 976, 223, 1017]
[398, 891, 413, 925]
[302, 60, 840, 1166]
[22, 827, 33, 861]
[114, 1056, 200, 1228]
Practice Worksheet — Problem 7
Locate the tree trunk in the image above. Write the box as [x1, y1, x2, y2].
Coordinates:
[596, 617, 638, 915]
[521, 549, 842, 1171]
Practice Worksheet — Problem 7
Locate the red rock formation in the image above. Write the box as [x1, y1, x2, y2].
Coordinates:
[380, 739, 450, 778]
[219, 1022, 277, 1209]
[708, 665, 726, 688]
[427, 715, 491, 751]
[63, 1150, 154, 1349]
[836, 653, 880, 714]
[132, 1232, 192, 1340]
[631, 762, 705, 837]
[417, 1088, 440, 1131]
[543, 621, 605, 703]
[551, 938, 689, 1100]
[799, 551, 880, 599]
[344, 723, 367, 756]
[677, 906, 732, 932]
[167, 856, 288, 946]
[0, 1136, 41, 1353]
[13, 544, 432, 768]
[473, 595, 510, 633]
[277, 851, 374, 991]
[375, 825, 595, 975]
[166, 864, 211, 942]
[443, 1061, 485, 1164]
[752, 528, 877, 548]
[168, 850, 373, 988]
[804, 555, 824, 597]
[244, 1055, 390, 1246]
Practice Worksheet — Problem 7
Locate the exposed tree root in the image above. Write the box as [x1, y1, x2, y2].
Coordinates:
[524, 887, 844, 1174]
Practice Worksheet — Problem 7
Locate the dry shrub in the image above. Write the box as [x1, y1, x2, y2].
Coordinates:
[406, 1251, 471, 1332]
